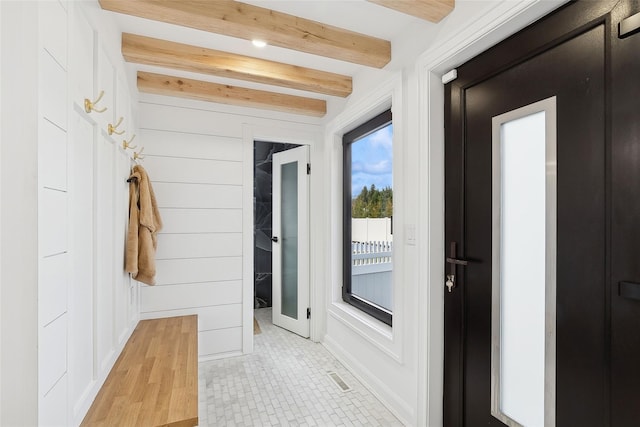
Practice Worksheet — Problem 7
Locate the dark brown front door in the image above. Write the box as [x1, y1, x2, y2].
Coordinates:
[444, 0, 640, 426]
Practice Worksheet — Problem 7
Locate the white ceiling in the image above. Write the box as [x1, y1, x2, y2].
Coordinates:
[96, 0, 500, 120]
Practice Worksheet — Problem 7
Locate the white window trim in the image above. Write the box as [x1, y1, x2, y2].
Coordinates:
[326, 73, 404, 363]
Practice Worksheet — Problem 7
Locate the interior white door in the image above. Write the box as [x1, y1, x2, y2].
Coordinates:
[272, 145, 309, 338]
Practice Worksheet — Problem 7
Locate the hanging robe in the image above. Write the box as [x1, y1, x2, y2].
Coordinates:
[125, 164, 162, 285]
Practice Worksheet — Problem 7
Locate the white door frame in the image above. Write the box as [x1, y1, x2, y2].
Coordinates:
[415, 1, 569, 425]
[242, 124, 322, 354]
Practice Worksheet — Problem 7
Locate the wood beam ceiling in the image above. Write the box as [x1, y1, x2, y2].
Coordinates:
[122, 33, 352, 98]
[99, 0, 391, 68]
[366, 0, 454, 23]
[137, 71, 327, 117]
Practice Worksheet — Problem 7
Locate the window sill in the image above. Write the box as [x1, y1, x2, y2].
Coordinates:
[328, 300, 403, 363]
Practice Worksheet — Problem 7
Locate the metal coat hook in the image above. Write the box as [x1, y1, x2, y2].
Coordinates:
[108, 116, 125, 135]
[133, 146, 145, 161]
[122, 134, 137, 150]
[84, 90, 107, 114]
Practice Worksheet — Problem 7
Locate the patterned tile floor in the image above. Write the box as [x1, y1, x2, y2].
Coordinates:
[198, 308, 404, 426]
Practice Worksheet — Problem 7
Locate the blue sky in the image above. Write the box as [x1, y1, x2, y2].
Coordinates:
[351, 124, 393, 196]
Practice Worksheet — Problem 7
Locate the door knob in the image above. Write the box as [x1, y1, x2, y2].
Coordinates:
[271, 236, 279, 243]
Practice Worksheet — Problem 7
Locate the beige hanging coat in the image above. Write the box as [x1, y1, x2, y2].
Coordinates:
[125, 164, 162, 285]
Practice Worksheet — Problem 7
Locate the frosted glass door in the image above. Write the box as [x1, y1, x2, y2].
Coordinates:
[272, 145, 309, 338]
[281, 162, 298, 319]
[491, 97, 557, 427]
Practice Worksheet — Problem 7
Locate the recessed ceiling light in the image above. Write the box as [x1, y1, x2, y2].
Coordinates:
[252, 39, 267, 48]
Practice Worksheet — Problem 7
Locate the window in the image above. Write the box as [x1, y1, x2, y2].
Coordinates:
[343, 109, 393, 326]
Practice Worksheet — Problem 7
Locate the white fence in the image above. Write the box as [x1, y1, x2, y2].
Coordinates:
[351, 241, 392, 311]
[352, 218, 392, 243]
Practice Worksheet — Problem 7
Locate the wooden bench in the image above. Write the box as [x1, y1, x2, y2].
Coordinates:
[81, 315, 198, 427]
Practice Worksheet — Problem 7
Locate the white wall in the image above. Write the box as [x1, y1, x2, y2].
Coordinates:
[65, 2, 140, 424]
[137, 95, 322, 361]
[321, 1, 568, 426]
[0, 3, 39, 425]
[0, 0, 3, 414]
[1, 1, 140, 424]
[0, 1, 569, 425]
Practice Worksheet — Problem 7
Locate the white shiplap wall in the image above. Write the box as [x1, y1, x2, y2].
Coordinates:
[138, 98, 321, 360]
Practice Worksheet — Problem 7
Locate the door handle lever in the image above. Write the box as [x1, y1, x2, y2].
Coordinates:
[271, 236, 279, 243]
[446, 257, 468, 266]
[445, 242, 469, 292]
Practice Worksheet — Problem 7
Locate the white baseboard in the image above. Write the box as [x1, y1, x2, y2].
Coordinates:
[198, 350, 243, 363]
[322, 335, 413, 426]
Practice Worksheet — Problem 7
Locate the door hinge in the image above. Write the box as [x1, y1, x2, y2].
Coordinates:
[307, 163, 311, 175]
[307, 307, 311, 319]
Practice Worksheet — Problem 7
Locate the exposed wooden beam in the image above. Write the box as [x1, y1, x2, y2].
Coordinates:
[367, 0, 454, 23]
[122, 33, 352, 98]
[100, 0, 391, 68]
[137, 71, 326, 117]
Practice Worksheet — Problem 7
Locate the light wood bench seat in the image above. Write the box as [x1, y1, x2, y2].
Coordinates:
[81, 315, 198, 427]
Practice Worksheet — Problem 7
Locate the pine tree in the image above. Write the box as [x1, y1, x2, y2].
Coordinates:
[351, 184, 392, 218]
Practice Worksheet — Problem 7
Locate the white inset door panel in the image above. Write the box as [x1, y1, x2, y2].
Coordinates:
[67, 107, 94, 415]
[272, 146, 310, 338]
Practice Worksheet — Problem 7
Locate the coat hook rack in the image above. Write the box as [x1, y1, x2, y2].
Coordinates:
[122, 134, 137, 150]
[108, 116, 125, 135]
[133, 146, 145, 161]
[84, 90, 107, 114]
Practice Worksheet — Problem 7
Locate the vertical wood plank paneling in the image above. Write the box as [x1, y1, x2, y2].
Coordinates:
[115, 75, 130, 135]
[40, 0, 68, 69]
[39, 253, 68, 326]
[69, 108, 96, 419]
[95, 135, 115, 372]
[39, 313, 68, 396]
[39, 375, 68, 427]
[113, 149, 131, 345]
[39, 189, 68, 257]
[36, 2, 140, 425]
[69, 6, 93, 104]
[96, 46, 115, 129]
[40, 50, 67, 130]
[67, 109, 94, 417]
[40, 119, 68, 191]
